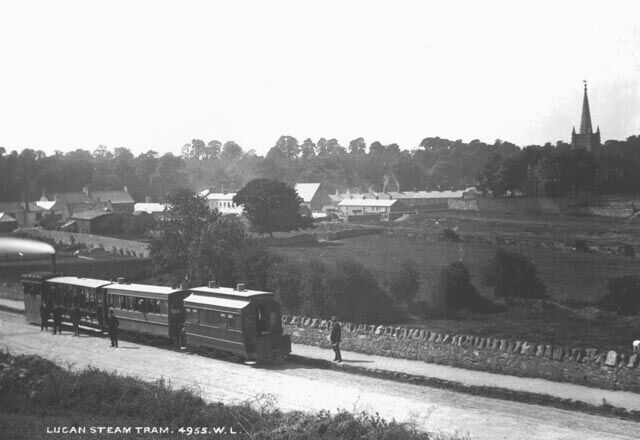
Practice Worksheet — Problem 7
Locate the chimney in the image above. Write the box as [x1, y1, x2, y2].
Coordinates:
[117, 277, 125, 284]
[208, 280, 217, 289]
[179, 281, 188, 290]
[145, 196, 151, 203]
[82, 186, 90, 196]
[40, 189, 47, 201]
[123, 185, 128, 193]
[236, 283, 245, 291]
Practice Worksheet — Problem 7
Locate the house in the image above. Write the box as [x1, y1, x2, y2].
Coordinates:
[294, 183, 331, 213]
[328, 188, 471, 212]
[0, 202, 27, 227]
[337, 198, 406, 219]
[205, 192, 243, 215]
[90, 186, 135, 213]
[70, 210, 121, 234]
[0, 212, 18, 232]
[44, 186, 134, 219]
[134, 202, 168, 219]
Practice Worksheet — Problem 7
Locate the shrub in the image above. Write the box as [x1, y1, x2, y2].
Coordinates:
[436, 262, 489, 312]
[440, 228, 461, 242]
[599, 275, 640, 315]
[482, 248, 546, 299]
[388, 258, 421, 305]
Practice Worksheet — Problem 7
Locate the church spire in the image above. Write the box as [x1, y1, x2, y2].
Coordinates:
[579, 80, 593, 134]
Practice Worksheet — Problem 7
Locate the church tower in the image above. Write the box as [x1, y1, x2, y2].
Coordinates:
[571, 81, 600, 152]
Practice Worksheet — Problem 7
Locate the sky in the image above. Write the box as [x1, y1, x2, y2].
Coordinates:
[0, 0, 639, 156]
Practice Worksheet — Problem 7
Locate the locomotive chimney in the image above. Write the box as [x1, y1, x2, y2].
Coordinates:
[236, 283, 245, 291]
[117, 277, 125, 284]
[50, 253, 57, 273]
[208, 280, 217, 289]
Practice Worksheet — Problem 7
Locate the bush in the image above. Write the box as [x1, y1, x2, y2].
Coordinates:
[599, 275, 640, 315]
[435, 262, 490, 312]
[440, 228, 461, 242]
[482, 248, 546, 299]
[388, 258, 421, 305]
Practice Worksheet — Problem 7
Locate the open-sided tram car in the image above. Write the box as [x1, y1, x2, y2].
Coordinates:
[184, 282, 291, 361]
[22, 272, 111, 329]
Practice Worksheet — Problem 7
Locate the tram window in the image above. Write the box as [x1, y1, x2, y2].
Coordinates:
[227, 314, 240, 330]
[270, 312, 277, 327]
[160, 300, 168, 315]
[185, 308, 198, 324]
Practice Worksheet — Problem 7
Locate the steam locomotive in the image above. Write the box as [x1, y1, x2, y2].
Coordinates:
[21, 266, 291, 362]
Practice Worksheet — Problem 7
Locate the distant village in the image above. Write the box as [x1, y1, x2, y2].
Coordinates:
[0, 182, 481, 235]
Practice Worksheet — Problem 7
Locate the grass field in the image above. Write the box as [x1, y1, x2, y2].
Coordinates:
[272, 233, 640, 302]
[272, 230, 640, 352]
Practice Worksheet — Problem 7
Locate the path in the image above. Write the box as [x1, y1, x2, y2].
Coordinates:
[1, 310, 639, 440]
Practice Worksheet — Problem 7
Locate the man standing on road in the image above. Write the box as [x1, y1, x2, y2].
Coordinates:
[39, 302, 49, 331]
[52, 304, 63, 335]
[330, 316, 342, 362]
[107, 309, 120, 348]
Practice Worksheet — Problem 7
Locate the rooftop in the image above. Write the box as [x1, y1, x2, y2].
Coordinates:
[190, 285, 274, 298]
[294, 183, 321, 203]
[47, 276, 112, 289]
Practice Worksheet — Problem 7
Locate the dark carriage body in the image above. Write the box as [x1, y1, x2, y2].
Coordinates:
[104, 281, 189, 341]
[184, 283, 291, 361]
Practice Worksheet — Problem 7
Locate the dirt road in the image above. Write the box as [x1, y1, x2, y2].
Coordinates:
[1, 311, 639, 440]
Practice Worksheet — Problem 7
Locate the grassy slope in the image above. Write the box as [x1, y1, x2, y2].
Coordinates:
[272, 230, 640, 352]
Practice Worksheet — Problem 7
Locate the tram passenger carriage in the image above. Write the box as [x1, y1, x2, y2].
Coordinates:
[185, 282, 291, 361]
[20, 272, 291, 362]
[105, 280, 189, 341]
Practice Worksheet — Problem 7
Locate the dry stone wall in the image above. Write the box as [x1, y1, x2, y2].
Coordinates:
[283, 315, 640, 392]
[22, 229, 150, 257]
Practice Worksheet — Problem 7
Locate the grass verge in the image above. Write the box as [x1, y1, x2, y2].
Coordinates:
[0, 350, 468, 440]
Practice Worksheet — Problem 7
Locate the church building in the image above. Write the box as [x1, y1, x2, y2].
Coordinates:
[571, 81, 600, 152]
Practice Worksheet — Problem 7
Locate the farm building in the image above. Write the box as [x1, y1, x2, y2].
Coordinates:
[90, 186, 135, 213]
[0, 202, 42, 227]
[206, 192, 243, 215]
[42, 186, 134, 219]
[134, 202, 168, 219]
[337, 198, 406, 218]
[69, 210, 123, 234]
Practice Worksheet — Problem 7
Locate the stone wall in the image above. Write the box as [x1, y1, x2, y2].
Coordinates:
[0, 257, 152, 283]
[22, 229, 150, 257]
[283, 315, 640, 392]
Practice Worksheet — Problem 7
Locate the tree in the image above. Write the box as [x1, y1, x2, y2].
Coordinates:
[150, 188, 219, 280]
[599, 275, 640, 315]
[233, 179, 313, 236]
[436, 262, 486, 311]
[482, 249, 546, 299]
[388, 258, 421, 305]
[267, 259, 304, 313]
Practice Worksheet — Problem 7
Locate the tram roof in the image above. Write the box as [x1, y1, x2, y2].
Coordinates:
[189, 286, 274, 298]
[104, 283, 184, 296]
[47, 276, 112, 289]
[184, 294, 251, 311]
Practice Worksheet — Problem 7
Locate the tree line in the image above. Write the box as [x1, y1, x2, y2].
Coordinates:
[3, 134, 639, 203]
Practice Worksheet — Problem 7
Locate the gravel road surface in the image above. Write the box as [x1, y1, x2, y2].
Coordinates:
[1, 310, 639, 440]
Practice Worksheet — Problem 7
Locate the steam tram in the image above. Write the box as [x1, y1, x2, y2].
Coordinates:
[21, 273, 291, 362]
